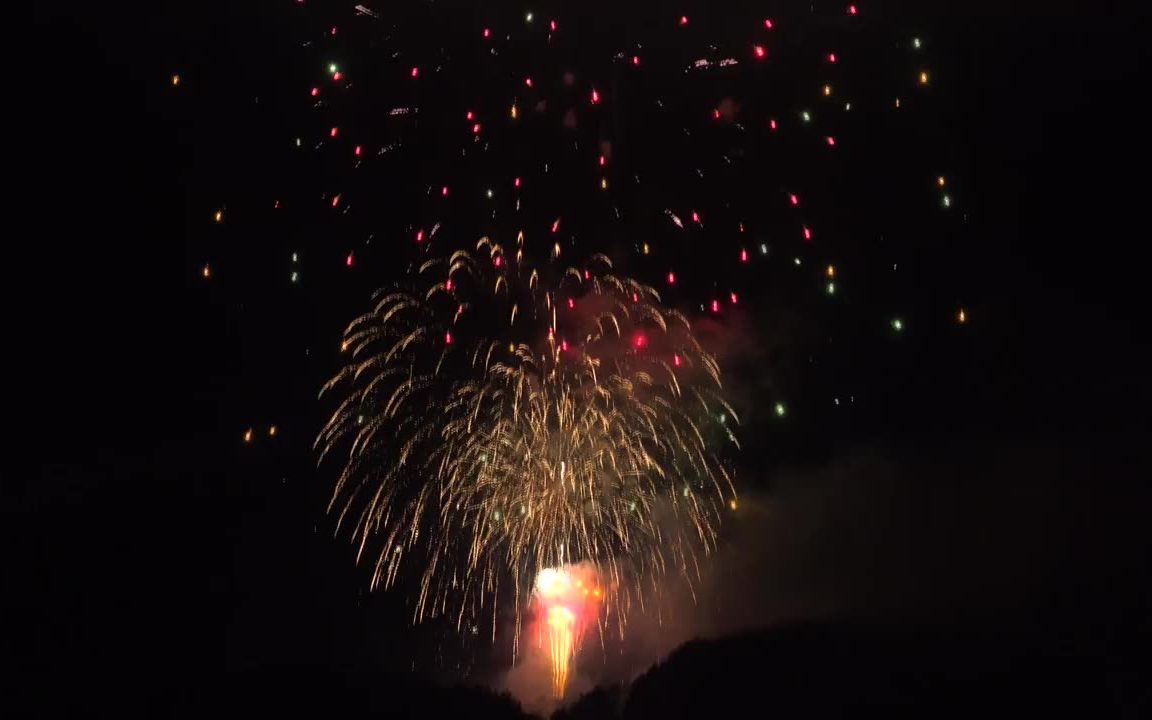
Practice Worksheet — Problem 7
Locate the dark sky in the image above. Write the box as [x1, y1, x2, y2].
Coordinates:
[18, 0, 1151, 713]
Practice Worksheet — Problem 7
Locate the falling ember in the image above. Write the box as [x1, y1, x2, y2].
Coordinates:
[958, 308, 967, 324]
[202, 263, 210, 278]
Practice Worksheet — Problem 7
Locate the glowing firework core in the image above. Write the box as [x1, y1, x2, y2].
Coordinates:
[535, 565, 602, 698]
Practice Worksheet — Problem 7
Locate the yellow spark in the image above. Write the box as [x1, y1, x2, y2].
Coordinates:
[214, 210, 223, 223]
[511, 103, 518, 119]
[958, 308, 967, 324]
[243, 428, 252, 443]
[729, 499, 738, 510]
[642, 242, 650, 255]
[826, 264, 835, 278]
[937, 175, 946, 187]
[171, 74, 180, 86]
[202, 264, 210, 279]
[823, 84, 832, 96]
[895, 97, 901, 108]
[919, 71, 929, 85]
[269, 425, 277, 436]
[600, 177, 608, 190]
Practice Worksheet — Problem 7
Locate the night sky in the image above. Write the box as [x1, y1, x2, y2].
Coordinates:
[19, 1, 1151, 715]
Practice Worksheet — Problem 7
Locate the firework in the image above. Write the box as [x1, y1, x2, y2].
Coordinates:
[317, 235, 738, 659]
[534, 564, 603, 697]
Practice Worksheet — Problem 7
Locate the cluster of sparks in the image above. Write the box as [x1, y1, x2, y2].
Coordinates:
[316, 238, 737, 687]
[184, 1, 968, 689]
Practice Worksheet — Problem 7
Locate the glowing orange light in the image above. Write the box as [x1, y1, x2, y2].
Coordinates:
[827, 264, 835, 278]
[244, 428, 252, 443]
[269, 425, 277, 436]
[958, 308, 967, 324]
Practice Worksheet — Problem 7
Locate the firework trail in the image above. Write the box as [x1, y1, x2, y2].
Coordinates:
[317, 235, 738, 659]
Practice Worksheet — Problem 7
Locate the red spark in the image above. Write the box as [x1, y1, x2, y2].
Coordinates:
[680, 15, 689, 26]
[803, 226, 812, 240]
[674, 354, 682, 367]
[354, 145, 362, 156]
[764, 18, 774, 29]
[310, 87, 318, 96]
[711, 300, 720, 313]
[483, 28, 490, 38]
[829, 52, 838, 63]
[741, 248, 748, 262]
[754, 45, 766, 58]
[494, 256, 503, 267]
[567, 298, 575, 309]
[446, 278, 453, 291]
[692, 211, 700, 223]
[472, 123, 481, 133]
[789, 193, 799, 206]
[551, 219, 561, 232]
[525, 77, 533, 87]
[416, 229, 424, 242]
[514, 177, 521, 187]
[591, 88, 600, 104]
[713, 108, 721, 120]
[848, 4, 858, 14]
[550, 20, 557, 31]
[667, 272, 676, 284]
[634, 334, 646, 348]
[410, 67, 419, 78]
[730, 292, 738, 304]
[333, 71, 341, 81]
[445, 331, 452, 344]
[330, 126, 338, 137]
[442, 185, 449, 196]
[330, 26, 337, 35]
[346, 252, 353, 266]
[561, 339, 568, 352]
[826, 136, 836, 146]
[466, 110, 474, 120]
[770, 118, 778, 130]
[599, 155, 606, 166]
[632, 55, 640, 65]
